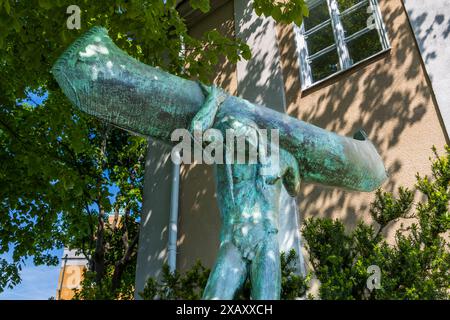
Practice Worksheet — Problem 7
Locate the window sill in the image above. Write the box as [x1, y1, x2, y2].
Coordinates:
[300, 47, 392, 94]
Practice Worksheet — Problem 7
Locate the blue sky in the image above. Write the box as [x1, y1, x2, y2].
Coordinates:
[0, 248, 62, 300]
[18, 89, 48, 107]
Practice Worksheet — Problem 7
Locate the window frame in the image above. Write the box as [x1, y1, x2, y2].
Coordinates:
[294, 0, 391, 90]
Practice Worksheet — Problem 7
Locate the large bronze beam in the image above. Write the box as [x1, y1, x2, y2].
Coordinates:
[52, 27, 388, 192]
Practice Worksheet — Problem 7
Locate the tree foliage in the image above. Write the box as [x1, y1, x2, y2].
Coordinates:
[0, 0, 307, 297]
[72, 210, 140, 300]
[303, 146, 450, 300]
[253, 0, 309, 25]
[0, 0, 251, 295]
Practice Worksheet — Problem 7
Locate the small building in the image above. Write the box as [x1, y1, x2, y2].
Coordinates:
[56, 214, 123, 299]
[56, 248, 88, 300]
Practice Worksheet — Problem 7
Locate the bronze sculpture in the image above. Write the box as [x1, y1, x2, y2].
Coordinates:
[52, 27, 388, 299]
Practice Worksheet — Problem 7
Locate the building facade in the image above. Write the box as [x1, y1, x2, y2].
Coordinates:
[134, 0, 450, 298]
[56, 248, 88, 300]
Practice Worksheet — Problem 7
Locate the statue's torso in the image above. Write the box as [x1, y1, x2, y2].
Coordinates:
[215, 162, 281, 260]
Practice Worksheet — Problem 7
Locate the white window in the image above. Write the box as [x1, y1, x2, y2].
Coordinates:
[295, 0, 390, 89]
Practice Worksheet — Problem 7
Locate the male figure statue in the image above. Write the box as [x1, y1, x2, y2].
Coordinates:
[52, 26, 388, 301]
[190, 85, 301, 300]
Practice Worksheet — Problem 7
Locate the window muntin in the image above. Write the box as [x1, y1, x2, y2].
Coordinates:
[340, 2, 374, 37]
[306, 23, 335, 55]
[310, 49, 341, 81]
[303, 1, 331, 30]
[295, 0, 390, 89]
[347, 29, 383, 65]
[337, 0, 362, 12]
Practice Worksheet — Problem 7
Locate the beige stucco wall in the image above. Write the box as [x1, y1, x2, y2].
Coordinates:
[176, 0, 448, 270]
[177, 1, 237, 271]
[276, 0, 448, 238]
[56, 264, 85, 300]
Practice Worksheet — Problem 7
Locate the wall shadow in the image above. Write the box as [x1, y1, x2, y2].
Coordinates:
[173, 0, 449, 273]
[176, 0, 236, 271]
[275, 0, 448, 237]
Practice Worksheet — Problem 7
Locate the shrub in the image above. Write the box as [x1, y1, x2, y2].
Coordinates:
[302, 146, 450, 300]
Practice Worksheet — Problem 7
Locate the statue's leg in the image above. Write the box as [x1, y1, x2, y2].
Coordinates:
[249, 233, 281, 300]
[202, 241, 248, 300]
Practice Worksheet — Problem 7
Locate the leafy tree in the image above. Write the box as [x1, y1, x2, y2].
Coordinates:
[302, 146, 450, 300]
[253, 0, 309, 25]
[72, 206, 141, 300]
[0, 0, 307, 297]
[0, 0, 249, 296]
[139, 250, 309, 300]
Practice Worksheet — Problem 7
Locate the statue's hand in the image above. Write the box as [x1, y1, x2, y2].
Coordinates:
[264, 175, 281, 185]
[280, 149, 301, 197]
[189, 83, 227, 138]
[198, 82, 213, 97]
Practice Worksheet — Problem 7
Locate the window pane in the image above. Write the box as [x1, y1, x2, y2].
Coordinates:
[306, 23, 335, 55]
[304, 0, 330, 31]
[337, 0, 363, 12]
[340, 2, 373, 37]
[346, 29, 383, 64]
[310, 49, 341, 81]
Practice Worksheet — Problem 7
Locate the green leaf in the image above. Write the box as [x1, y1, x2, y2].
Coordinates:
[241, 45, 252, 60]
[4, 0, 10, 15]
[302, 4, 310, 17]
[38, 0, 52, 10]
[293, 15, 303, 26]
[271, 6, 282, 22]
[189, 0, 210, 13]
[254, 5, 263, 16]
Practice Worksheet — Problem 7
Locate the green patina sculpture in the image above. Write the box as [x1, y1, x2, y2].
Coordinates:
[52, 27, 388, 300]
[192, 85, 301, 299]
